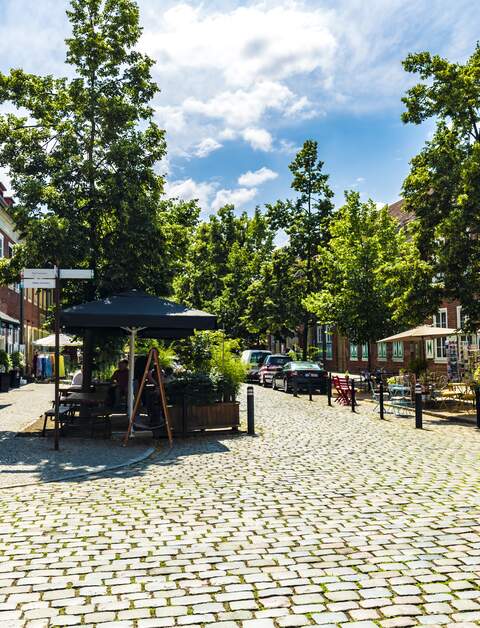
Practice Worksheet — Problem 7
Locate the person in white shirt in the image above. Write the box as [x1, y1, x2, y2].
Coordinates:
[71, 369, 83, 387]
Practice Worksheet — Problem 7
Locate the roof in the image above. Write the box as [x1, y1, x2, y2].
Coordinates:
[61, 290, 216, 337]
[388, 199, 415, 228]
[0, 311, 20, 325]
[378, 325, 459, 343]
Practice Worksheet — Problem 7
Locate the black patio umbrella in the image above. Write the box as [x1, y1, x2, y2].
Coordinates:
[61, 290, 217, 417]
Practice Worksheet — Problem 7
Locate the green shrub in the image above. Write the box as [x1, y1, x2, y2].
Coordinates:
[175, 331, 246, 401]
[136, 339, 176, 369]
[0, 350, 11, 373]
[10, 351, 25, 369]
[166, 372, 218, 405]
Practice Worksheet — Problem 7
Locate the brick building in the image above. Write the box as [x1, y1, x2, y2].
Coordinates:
[0, 182, 48, 370]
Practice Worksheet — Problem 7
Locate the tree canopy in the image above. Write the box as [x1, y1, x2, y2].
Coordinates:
[173, 205, 275, 340]
[0, 0, 191, 303]
[304, 192, 435, 363]
[402, 45, 480, 327]
[266, 140, 334, 356]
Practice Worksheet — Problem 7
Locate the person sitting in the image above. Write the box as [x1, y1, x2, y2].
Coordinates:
[107, 359, 129, 407]
[71, 368, 83, 387]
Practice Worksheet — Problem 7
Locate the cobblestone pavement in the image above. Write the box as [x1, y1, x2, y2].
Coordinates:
[0, 384, 153, 488]
[1, 385, 480, 627]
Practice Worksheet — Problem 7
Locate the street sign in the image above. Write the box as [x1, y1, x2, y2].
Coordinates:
[22, 268, 56, 279]
[22, 279, 56, 289]
[60, 269, 94, 279]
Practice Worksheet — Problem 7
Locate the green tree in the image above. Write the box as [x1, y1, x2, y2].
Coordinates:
[267, 140, 334, 358]
[242, 248, 306, 345]
[304, 192, 435, 369]
[174, 205, 275, 341]
[0, 0, 178, 301]
[401, 45, 480, 326]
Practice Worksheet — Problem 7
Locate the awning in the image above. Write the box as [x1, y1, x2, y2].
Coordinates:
[378, 325, 459, 343]
[33, 333, 82, 348]
[0, 311, 20, 326]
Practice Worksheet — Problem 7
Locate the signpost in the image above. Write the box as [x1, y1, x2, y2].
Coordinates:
[21, 266, 93, 450]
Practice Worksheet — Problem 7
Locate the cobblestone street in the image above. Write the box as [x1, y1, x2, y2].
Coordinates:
[1, 385, 480, 627]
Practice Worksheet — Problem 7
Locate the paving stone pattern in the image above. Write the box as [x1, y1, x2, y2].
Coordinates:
[0, 385, 480, 627]
[0, 384, 153, 488]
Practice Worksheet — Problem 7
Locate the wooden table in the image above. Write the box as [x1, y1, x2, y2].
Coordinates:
[59, 390, 112, 437]
[61, 390, 107, 407]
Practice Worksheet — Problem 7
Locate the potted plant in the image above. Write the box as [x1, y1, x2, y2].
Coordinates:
[10, 351, 24, 388]
[0, 350, 11, 392]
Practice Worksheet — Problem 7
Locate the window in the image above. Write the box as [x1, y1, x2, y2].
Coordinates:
[361, 343, 368, 361]
[434, 308, 447, 362]
[377, 342, 387, 361]
[434, 308, 448, 328]
[326, 325, 333, 360]
[350, 343, 358, 360]
[0, 234, 4, 258]
[393, 341, 404, 361]
[425, 339, 435, 359]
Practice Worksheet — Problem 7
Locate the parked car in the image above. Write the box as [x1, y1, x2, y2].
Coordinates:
[272, 361, 325, 393]
[258, 354, 291, 386]
[240, 349, 271, 382]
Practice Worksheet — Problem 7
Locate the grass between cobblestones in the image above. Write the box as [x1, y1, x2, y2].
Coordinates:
[0, 385, 479, 627]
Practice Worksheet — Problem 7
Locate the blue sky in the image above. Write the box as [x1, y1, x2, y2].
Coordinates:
[0, 0, 479, 215]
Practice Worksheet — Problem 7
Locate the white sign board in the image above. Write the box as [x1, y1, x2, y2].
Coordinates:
[22, 268, 56, 279]
[22, 279, 56, 289]
[60, 269, 94, 279]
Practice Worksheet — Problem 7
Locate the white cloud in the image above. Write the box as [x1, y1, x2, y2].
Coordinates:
[165, 178, 216, 212]
[242, 128, 273, 152]
[211, 187, 258, 212]
[141, 3, 337, 89]
[194, 138, 222, 158]
[183, 81, 299, 129]
[238, 167, 278, 188]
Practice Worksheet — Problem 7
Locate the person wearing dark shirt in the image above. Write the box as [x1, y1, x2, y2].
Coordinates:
[107, 359, 129, 407]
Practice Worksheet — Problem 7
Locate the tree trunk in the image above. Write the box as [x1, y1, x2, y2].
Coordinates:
[82, 329, 94, 391]
[302, 315, 308, 360]
[322, 324, 327, 364]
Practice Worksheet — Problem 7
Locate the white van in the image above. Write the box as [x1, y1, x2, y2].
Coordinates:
[241, 349, 272, 382]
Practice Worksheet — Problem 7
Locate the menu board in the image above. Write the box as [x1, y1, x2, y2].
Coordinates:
[446, 339, 459, 380]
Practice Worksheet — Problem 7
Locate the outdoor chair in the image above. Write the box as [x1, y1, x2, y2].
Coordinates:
[42, 404, 77, 437]
[370, 384, 392, 414]
[333, 376, 351, 406]
[386, 384, 414, 417]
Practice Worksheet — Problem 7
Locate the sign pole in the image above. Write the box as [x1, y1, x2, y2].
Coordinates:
[54, 266, 61, 451]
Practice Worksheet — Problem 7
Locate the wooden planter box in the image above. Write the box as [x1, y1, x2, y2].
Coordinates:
[168, 401, 240, 434]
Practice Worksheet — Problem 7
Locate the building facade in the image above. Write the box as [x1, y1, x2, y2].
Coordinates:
[0, 182, 48, 370]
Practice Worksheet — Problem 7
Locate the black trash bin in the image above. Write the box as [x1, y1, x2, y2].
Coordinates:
[0, 372, 10, 392]
[9, 369, 21, 389]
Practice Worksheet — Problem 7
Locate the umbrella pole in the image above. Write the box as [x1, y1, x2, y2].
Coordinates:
[128, 328, 137, 422]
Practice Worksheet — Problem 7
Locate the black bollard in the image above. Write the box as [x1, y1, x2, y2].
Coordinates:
[351, 379, 356, 413]
[293, 376, 298, 397]
[308, 380, 313, 402]
[415, 384, 423, 429]
[327, 373, 332, 407]
[475, 386, 480, 430]
[247, 386, 255, 435]
[379, 380, 385, 421]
